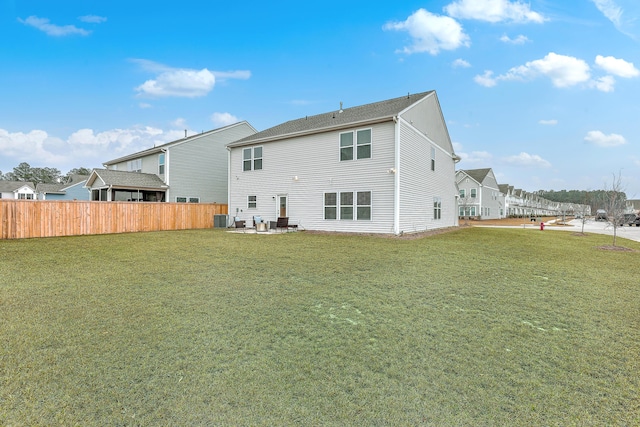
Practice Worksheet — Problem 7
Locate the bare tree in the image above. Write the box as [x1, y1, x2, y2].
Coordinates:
[458, 194, 474, 225]
[601, 172, 628, 246]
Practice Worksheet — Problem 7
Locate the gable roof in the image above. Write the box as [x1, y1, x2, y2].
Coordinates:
[85, 169, 168, 190]
[0, 181, 35, 192]
[36, 175, 89, 194]
[104, 121, 257, 165]
[229, 91, 435, 147]
[460, 168, 493, 184]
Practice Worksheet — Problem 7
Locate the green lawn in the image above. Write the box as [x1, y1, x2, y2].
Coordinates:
[1, 228, 639, 425]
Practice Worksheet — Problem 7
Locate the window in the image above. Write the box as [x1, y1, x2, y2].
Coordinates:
[431, 147, 436, 171]
[127, 159, 142, 172]
[470, 206, 476, 216]
[176, 197, 199, 203]
[324, 193, 337, 220]
[459, 189, 465, 198]
[18, 193, 34, 200]
[356, 129, 371, 159]
[158, 153, 165, 175]
[470, 188, 477, 198]
[433, 197, 442, 220]
[340, 132, 353, 161]
[357, 191, 371, 220]
[340, 129, 371, 161]
[459, 206, 464, 216]
[324, 191, 371, 220]
[248, 195, 257, 209]
[340, 192, 354, 220]
[243, 147, 263, 171]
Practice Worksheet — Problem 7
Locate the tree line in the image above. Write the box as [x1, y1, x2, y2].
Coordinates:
[538, 189, 628, 212]
[0, 162, 92, 186]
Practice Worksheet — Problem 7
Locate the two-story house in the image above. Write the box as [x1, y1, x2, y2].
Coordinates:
[86, 121, 257, 202]
[456, 168, 504, 220]
[227, 91, 460, 234]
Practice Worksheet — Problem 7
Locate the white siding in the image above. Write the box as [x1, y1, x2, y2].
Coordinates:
[229, 122, 397, 233]
[398, 122, 458, 232]
[169, 123, 255, 203]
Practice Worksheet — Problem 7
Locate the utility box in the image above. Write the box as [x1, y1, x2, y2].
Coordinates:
[214, 214, 228, 228]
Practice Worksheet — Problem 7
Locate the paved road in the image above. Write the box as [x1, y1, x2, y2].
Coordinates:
[477, 219, 640, 243]
[551, 219, 640, 243]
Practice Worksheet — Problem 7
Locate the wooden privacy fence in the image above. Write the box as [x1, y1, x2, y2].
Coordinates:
[0, 200, 228, 240]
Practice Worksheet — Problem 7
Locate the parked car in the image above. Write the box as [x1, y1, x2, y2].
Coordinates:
[617, 213, 640, 226]
[595, 209, 607, 221]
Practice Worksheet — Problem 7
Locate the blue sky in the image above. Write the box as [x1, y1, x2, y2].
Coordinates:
[1, 0, 639, 196]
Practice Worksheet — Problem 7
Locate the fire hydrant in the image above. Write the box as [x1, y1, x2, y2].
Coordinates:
[540, 221, 545, 231]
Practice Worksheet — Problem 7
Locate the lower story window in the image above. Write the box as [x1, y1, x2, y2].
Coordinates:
[248, 195, 257, 209]
[176, 197, 200, 203]
[433, 197, 442, 220]
[324, 191, 371, 220]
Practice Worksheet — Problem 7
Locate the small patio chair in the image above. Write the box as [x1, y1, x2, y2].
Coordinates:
[276, 217, 288, 232]
[234, 217, 246, 232]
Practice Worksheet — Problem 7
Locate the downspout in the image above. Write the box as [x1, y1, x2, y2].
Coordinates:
[161, 148, 168, 202]
[393, 115, 400, 235]
[227, 147, 231, 219]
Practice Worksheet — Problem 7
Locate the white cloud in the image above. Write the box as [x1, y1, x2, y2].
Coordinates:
[78, 15, 107, 24]
[590, 75, 616, 92]
[0, 125, 212, 172]
[452, 58, 471, 68]
[444, 0, 546, 23]
[592, 0, 623, 27]
[383, 8, 470, 55]
[592, 0, 640, 39]
[474, 70, 497, 87]
[502, 152, 551, 168]
[500, 34, 530, 44]
[211, 112, 239, 127]
[132, 59, 250, 98]
[0, 129, 66, 165]
[135, 68, 216, 98]
[584, 130, 627, 147]
[595, 55, 639, 77]
[212, 70, 251, 81]
[539, 119, 558, 125]
[458, 150, 494, 164]
[171, 118, 188, 128]
[19, 16, 90, 36]
[501, 53, 591, 87]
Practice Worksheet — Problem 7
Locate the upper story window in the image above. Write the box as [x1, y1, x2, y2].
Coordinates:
[340, 128, 371, 161]
[243, 147, 263, 171]
[470, 188, 477, 198]
[158, 153, 165, 175]
[127, 159, 142, 173]
[431, 147, 436, 171]
[459, 189, 466, 198]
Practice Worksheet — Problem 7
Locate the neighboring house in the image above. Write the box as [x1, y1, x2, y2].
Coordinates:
[627, 199, 640, 215]
[456, 168, 504, 219]
[36, 175, 90, 200]
[227, 91, 460, 234]
[0, 181, 36, 200]
[85, 169, 168, 201]
[99, 122, 257, 203]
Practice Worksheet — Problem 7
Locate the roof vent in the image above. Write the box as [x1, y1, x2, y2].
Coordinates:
[339, 101, 343, 113]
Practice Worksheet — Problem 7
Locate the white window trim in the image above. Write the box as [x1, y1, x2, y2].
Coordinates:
[323, 190, 372, 221]
[339, 128, 372, 161]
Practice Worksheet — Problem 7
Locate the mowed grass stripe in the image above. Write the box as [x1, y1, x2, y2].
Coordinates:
[1, 228, 638, 425]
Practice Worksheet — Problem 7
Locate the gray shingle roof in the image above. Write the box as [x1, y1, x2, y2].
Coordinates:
[87, 169, 167, 189]
[461, 168, 492, 183]
[0, 181, 35, 192]
[229, 91, 435, 146]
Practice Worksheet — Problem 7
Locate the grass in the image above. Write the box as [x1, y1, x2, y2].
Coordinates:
[1, 227, 639, 425]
